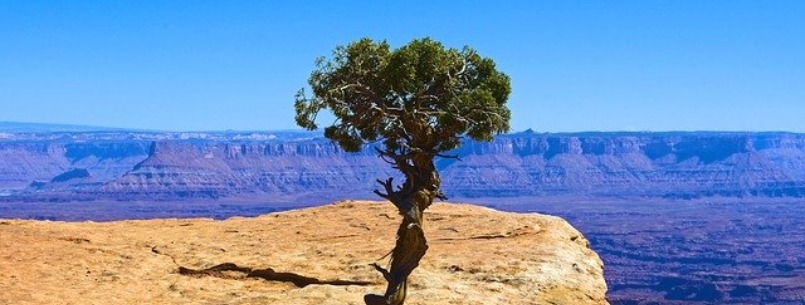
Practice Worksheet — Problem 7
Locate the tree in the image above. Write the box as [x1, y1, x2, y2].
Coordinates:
[294, 37, 511, 305]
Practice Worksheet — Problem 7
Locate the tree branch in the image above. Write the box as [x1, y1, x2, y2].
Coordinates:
[370, 263, 391, 281]
[374, 177, 399, 202]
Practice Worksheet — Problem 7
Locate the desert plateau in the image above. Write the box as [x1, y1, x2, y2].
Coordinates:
[0, 201, 608, 305]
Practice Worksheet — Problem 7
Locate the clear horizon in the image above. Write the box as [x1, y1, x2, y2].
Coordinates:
[2, 1, 804, 132]
[4, 120, 805, 134]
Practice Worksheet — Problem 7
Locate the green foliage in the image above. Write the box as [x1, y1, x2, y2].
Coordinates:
[295, 37, 511, 154]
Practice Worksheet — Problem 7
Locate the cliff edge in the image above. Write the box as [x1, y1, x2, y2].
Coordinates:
[0, 201, 608, 305]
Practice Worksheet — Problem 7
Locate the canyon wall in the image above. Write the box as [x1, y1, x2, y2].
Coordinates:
[2, 131, 805, 200]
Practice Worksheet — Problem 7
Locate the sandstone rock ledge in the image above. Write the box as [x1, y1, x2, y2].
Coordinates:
[0, 201, 608, 305]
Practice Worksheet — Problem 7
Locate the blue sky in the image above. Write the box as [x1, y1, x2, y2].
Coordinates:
[1, 1, 803, 132]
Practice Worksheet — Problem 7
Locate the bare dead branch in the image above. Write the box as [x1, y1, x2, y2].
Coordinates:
[376, 178, 395, 196]
[370, 263, 391, 281]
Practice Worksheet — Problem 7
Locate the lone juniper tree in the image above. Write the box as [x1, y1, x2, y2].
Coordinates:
[294, 37, 511, 305]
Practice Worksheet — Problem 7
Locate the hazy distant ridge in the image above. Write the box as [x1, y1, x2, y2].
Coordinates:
[2, 128, 805, 201]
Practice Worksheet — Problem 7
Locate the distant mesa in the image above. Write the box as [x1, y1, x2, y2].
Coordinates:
[27, 169, 93, 191]
[1, 128, 805, 201]
[51, 169, 91, 183]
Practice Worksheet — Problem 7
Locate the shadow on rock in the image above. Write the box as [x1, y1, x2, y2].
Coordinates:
[178, 262, 374, 288]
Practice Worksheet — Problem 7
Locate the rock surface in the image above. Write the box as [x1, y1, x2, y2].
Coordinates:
[0, 201, 608, 305]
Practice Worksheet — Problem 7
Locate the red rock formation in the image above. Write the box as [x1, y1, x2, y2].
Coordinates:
[0, 201, 609, 305]
[2, 132, 805, 200]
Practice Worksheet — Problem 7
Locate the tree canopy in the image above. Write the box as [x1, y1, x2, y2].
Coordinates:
[295, 37, 511, 156]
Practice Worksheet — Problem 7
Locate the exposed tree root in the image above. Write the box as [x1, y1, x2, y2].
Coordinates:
[177, 263, 374, 288]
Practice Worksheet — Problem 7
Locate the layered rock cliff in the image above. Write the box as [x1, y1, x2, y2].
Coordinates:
[0, 201, 609, 305]
[101, 139, 393, 198]
[443, 131, 805, 198]
[2, 131, 805, 200]
[0, 141, 150, 194]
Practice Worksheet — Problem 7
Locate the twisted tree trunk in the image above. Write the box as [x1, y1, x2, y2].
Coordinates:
[365, 158, 440, 305]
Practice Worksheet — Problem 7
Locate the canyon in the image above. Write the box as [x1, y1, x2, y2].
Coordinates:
[2, 127, 805, 304]
[2, 130, 805, 201]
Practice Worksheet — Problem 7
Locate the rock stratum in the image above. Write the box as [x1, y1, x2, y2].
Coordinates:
[0, 201, 608, 305]
[2, 130, 805, 201]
